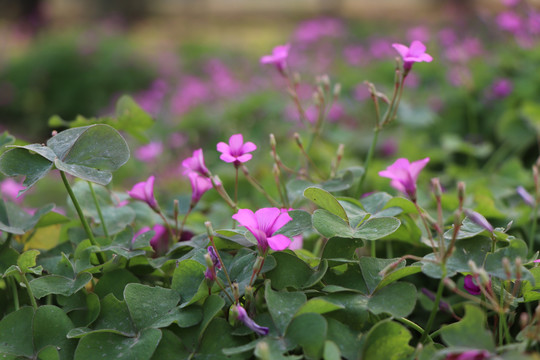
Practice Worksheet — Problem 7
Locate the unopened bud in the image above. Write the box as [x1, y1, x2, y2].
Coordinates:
[333, 83, 341, 98]
[458, 182, 466, 203]
[320, 74, 330, 90]
[478, 269, 490, 286]
[269, 134, 276, 152]
[502, 257, 512, 279]
[204, 253, 213, 269]
[272, 164, 281, 177]
[173, 199, 179, 219]
[256, 341, 271, 360]
[520, 312, 529, 330]
[468, 260, 479, 274]
[205, 221, 214, 238]
[253, 256, 264, 273]
[337, 144, 344, 161]
[464, 209, 494, 233]
[313, 91, 322, 106]
[444, 278, 457, 291]
[292, 72, 301, 86]
[245, 286, 254, 303]
[294, 133, 304, 149]
[431, 178, 442, 199]
[232, 282, 240, 300]
[515, 257, 522, 280]
[51, 130, 58, 136]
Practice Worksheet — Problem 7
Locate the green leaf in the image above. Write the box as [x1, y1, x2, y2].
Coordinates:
[321, 170, 354, 192]
[0, 247, 19, 276]
[0, 131, 15, 148]
[485, 238, 535, 284]
[321, 237, 364, 266]
[198, 295, 225, 341]
[304, 187, 349, 223]
[275, 210, 312, 237]
[0, 147, 54, 194]
[376, 265, 422, 292]
[115, 95, 154, 142]
[93, 268, 139, 300]
[18, 249, 40, 272]
[359, 257, 406, 294]
[58, 292, 100, 328]
[74, 328, 162, 360]
[326, 319, 361, 360]
[265, 281, 307, 335]
[124, 283, 181, 330]
[91, 294, 136, 336]
[522, 267, 540, 302]
[295, 298, 344, 317]
[443, 217, 489, 241]
[33, 305, 76, 359]
[30, 272, 92, 299]
[367, 282, 417, 318]
[285, 313, 327, 359]
[323, 340, 341, 360]
[0, 307, 34, 358]
[0, 200, 55, 235]
[150, 329, 190, 360]
[265, 252, 317, 290]
[353, 217, 400, 240]
[171, 259, 207, 306]
[312, 209, 353, 239]
[197, 318, 249, 360]
[439, 304, 495, 351]
[361, 320, 414, 360]
[360, 192, 393, 214]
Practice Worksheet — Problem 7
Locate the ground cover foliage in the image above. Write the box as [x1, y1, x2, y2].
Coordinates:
[1, 3, 540, 359]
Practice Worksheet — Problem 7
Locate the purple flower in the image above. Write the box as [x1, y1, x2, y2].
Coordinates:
[234, 305, 269, 335]
[502, 0, 520, 6]
[517, 186, 535, 207]
[188, 172, 213, 204]
[1, 178, 26, 203]
[134, 141, 163, 163]
[260, 44, 290, 74]
[127, 175, 158, 211]
[181, 149, 210, 177]
[491, 78, 513, 98]
[207, 246, 221, 269]
[496, 11, 522, 34]
[407, 26, 430, 43]
[378, 158, 430, 200]
[217, 134, 257, 165]
[232, 208, 293, 252]
[288, 235, 303, 250]
[392, 40, 433, 72]
[534, 259, 540, 263]
[464, 209, 494, 233]
[445, 349, 491, 360]
[463, 275, 482, 295]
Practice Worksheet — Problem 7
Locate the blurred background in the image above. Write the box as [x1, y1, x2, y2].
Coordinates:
[2, 0, 540, 224]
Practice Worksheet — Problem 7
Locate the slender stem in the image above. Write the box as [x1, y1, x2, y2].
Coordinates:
[529, 203, 538, 257]
[413, 200, 438, 260]
[87, 182, 110, 241]
[419, 265, 446, 344]
[210, 236, 233, 289]
[371, 241, 376, 258]
[178, 205, 193, 241]
[156, 210, 177, 245]
[60, 171, 105, 264]
[8, 276, 19, 311]
[20, 273, 38, 310]
[234, 166, 239, 205]
[396, 317, 433, 343]
[240, 165, 280, 207]
[355, 127, 380, 198]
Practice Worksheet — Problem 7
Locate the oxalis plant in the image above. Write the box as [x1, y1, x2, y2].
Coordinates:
[0, 39, 539, 360]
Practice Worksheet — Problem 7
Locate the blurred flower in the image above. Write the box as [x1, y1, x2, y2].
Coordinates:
[205, 59, 241, 97]
[369, 38, 394, 59]
[378, 158, 430, 200]
[133, 224, 169, 255]
[168, 132, 187, 149]
[182, 149, 210, 177]
[527, 11, 540, 34]
[217, 134, 257, 165]
[127, 175, 158, 211]
[517, 186, 535, 207]
[496, 11, 522, 34]
[392, 40, 433, 72]
[380, 138, 398, 158]
[354, 83, 371, 101]
[232, 208, 292, 252]
[407, 26, 430, 43]
[188, 172, 213, 204]
[464, 209, 494, 233]
[134, 141, 163, 163]
[534, 259, 540, 263]
[445, 349, 491, 360]
[501, 0, 520, 7]
[343, 45, 367, 66]
[134, 79, 168, 116]
[260, 44, 290, 74]
[294, 18, 344, 44]
[288, 235, 303, 250]
[233, 305, 269, 335]
[1, 178, 26, 203]
[170, 77, 210, 115]
[438, 28, 457, 46]
[491, 78, 513, 98]
[421, 288, 453, 313]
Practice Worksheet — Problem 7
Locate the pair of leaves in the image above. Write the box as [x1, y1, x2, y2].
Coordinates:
[0, 124, 130, 194]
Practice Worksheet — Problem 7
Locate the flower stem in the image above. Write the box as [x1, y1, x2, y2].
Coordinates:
[60, 171, 105, 264]
[8, 276, 19, 311]
[529, 202, 538, 257]
[396, 317, 433, 343]
[355, 127, 380, 198]
[240, 165, 280, 207]
[178, 205, 193, 241]
[87, 182, 110, 241]
[20, 273, 38, 310]
[419, 265, 446, 344]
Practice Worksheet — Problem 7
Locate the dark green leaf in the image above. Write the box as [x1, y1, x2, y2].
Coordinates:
[265, 281, 307, 335]
[0, 147, 54, 194]
[439, 304, 495, 351]
[0, 307, 34, 358]
[361, 320, 414, 360]
[285, 313, 327, 359]
[124, 283, 181, 330]
[304, 187, 349, 222]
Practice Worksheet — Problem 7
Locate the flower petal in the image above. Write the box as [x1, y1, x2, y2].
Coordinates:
[219, 153, 237, 163]
[267, 234, 291, 251]
[235, 154, 253, 163]
[216, 142, 230, 154]
[409, 40, 427, 57]
[392, 43, 410, 58]
[241, 141, 257, 153]
[232, 209, 258, 235]
[254, 208, 282, 235]
[228, 134, 244, 155]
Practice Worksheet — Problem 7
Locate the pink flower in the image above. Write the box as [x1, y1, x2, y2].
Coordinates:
[133, 224, 169, 255]
[232, 208, 293, 252]
[217, 134, 257, 165]
[392, 40, 433, 72]
[260, 44, 290, 74]
[464, 275, 482, 295]
[496, 11, 522, 34]
[181, 149, 210, 177]
[127, 175, 158, 211]
[445, 349, 491, 360]
[234, 305, 269, 335]
[1, 178, 26, 203]
[134, 141, 163, 162]
[288, 235, 303, 250]
[378, 158, 430, 200]
[188, 172, 213, 204]
[534, 259, 540, 263]
[491, 78, 513, 98]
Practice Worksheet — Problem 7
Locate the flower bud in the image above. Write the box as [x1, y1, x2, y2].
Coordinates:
[205, 221, 214, 238]
[333, 83, 341, 98]
[294, 133, 304, 149]
[515, 257, 522, 280]
[431, 178, 442, 198]
[502, 257, 512, 280]
[444, 278, 457, 291]
[464, 209, 494, 233]
[457, 181, 466, 203]
[204, 253, 213, 269]
[272, 164, 281, 178]
[520, 312, 529, 330]
[292, 72, 301, 86]
[269, 134, 276, 152]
